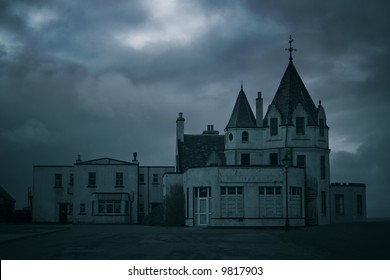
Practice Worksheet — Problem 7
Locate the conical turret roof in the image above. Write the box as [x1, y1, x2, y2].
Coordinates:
[225, 86, 257, 129]
[266, 61, 317, 125]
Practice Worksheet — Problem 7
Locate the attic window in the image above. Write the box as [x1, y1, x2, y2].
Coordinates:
[228, 133, 233, 141]
[242, 131, 249, 143]
[296, 117, 305, 135]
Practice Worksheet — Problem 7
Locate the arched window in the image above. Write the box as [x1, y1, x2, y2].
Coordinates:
[242, 131, 249, 143]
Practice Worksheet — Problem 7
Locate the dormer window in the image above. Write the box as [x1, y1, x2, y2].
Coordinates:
[242, 131, 249, 143]
[296, 117, 305, 135]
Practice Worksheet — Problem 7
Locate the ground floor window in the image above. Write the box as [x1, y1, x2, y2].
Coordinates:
[79, 203, 86, 214]
[93, 193, 130, 215]
[321, 191, 327, 216]
[259, 186, 282, 217]
[220, 186, 244, 217]
[335, 194, 344, 215]
[289, 187, 302, 217]
[99, 200, 121, 214]
[357, 194, 363, 216]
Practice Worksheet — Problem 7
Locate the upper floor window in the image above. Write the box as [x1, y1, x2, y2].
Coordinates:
[270, 153, 278, 166]
[152, 174, 159, 184]
[320, 156, 326, 179]
[296, 117, 305, 135]
[69, 173, 74, 186]
[319, 118, 325, 137]
[241, 153, 250, 166]
[139, 173, 145, 184]
[88, 172, 96, 186]
[270, 118, 278, 136]
[297, 155, 306, 168]
[242, 131, 249, 143]
[116, 172, 124, 186]
[54, 173, 62, 188]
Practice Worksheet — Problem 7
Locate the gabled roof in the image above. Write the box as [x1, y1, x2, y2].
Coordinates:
[225, 87, 257, 129]
[178, 134, 225, 172]
[76, 157, 133, 165]
[0, 186, 15, 203]
[265, 62, 318, 125]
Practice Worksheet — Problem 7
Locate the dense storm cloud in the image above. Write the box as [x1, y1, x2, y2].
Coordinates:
[0, 0, 389, 217]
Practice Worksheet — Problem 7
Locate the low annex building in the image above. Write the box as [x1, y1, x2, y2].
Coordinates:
[32, 155, 173, 224]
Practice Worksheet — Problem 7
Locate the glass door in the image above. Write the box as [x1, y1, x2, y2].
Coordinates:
[194, 187, 211, 226]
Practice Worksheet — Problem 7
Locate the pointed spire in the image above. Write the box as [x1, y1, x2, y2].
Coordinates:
[241, 80, 243, 91]
[226, 83, 257, 129]
[265, 62, 317, 126]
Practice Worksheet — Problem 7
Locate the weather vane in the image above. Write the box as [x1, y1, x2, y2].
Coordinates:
[285, 35, 297, 62]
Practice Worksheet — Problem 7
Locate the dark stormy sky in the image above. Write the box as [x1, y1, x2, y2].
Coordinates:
[1, 0, 389, 217]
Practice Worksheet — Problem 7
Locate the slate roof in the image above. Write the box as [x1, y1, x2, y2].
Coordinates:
[225, 87, 257, 129]
[177, 134, 225, 172]
[265, 61, 318, 125]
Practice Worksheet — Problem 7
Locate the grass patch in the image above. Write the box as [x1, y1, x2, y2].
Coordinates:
[279, 222, 390, 259]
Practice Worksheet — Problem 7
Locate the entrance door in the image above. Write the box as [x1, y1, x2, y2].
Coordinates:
[194, 187, 211, 226]
[59, 203, 68, 224]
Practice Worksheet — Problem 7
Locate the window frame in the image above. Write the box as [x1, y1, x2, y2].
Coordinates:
[296, 117, 305, 135]
[79, 203, 86, 214]
[241, 153, 250, 166]
[220, 186, 244, 217]
[321, 191, 327, 216]
[357, 194, 363, 216]
[297, 155, 306, 168]
[320, 156, 326, 179]
[241, 131, 249, 143]
[54, 173, 62, 188]
[88, 172, 96, 186]
[319, 118, 325, 137]
[270, 153, 278, 166]
[335, 194, 344, 216]
[152, 173, 159, 184]
[115, 172, 124, 186]
[270, 118, 278, 136]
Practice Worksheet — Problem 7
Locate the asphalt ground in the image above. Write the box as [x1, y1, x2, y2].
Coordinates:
[0, 222, 389, 260]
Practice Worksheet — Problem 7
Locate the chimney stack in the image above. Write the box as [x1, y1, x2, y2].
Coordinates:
[132, 152, 139, 164]
[176, 112, 185, 142]
[256, 92, 263, 127]
[75, 154, 82, 164]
